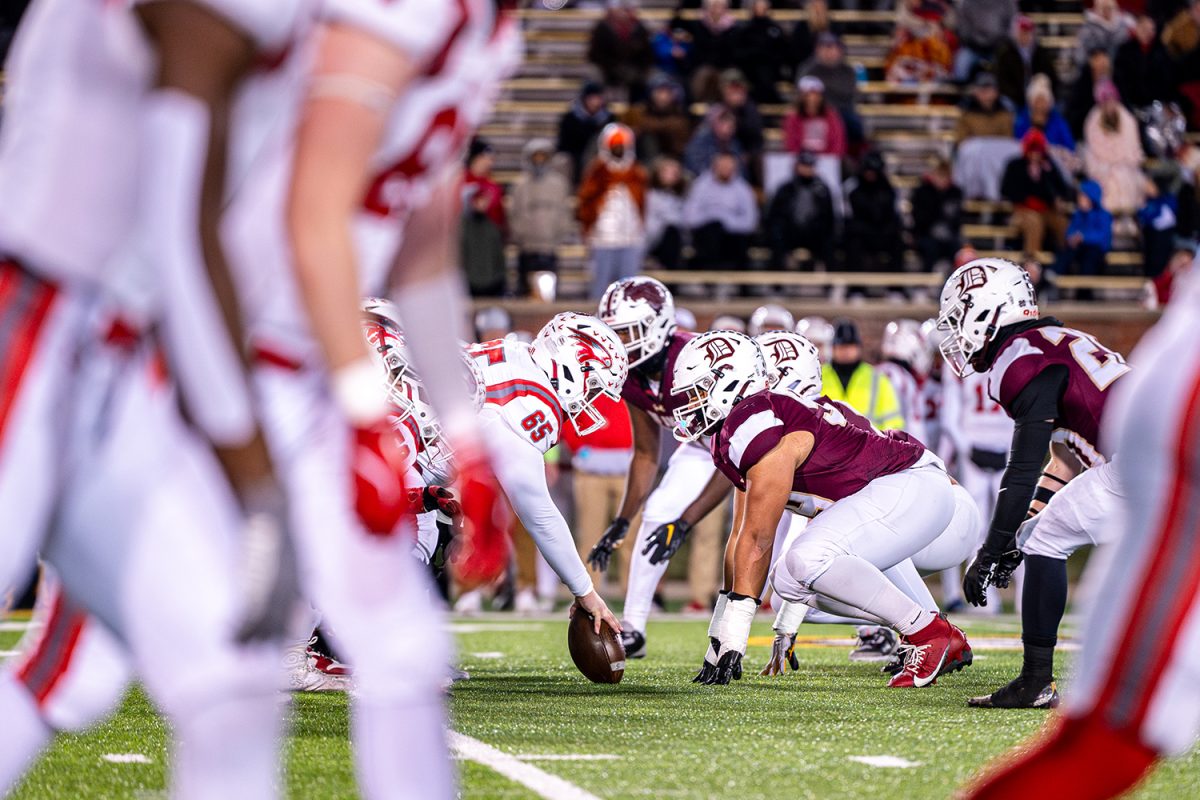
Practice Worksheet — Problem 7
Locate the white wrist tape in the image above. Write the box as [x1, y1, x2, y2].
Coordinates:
[721, 597, 758, 656]
[708, 592, 730, 639]
[332, 356, 389, 426]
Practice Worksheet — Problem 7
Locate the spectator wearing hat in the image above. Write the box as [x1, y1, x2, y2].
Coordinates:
[645, 156, 689, 269]
[587, 0, 654, 102]
[885, 0, 955, 84]
[1015, 74, 1076, 153]
[557, 81, 616, 184]
[683, 104, 746, 177]
[910, 158, 964, 273]
[797, 33, 863, 146]
[622, 73, 693, 162]
[464, 138, 506, 235]
[719, 69, 765, 174]
[688, 0, 740, 102]
[790, 0, 840, 72]
[652, 15, 695, 81]
[764, 151, 835, 269]
[461, 183, 507, 298]
[993, 15, 1059, 109]
[509, 139, 574, 297]
[783, 76, 847, 157]
[733, 0, 789, 103]
[682, 151, 759, 269]
[844, 151, 904, 273]
[821, 319, 905, 432]
[1075, 0, 1134, 67]
[954, 73, 1021, 200]
[1064, 46, 1113, 140]
[1084, 80, 1146, 216]
[1139, 171, 1181, 279]
[1055, 178, 1113, 298]
[953, 0, 1017, 83]
[474, 306, 512, 342]
[1002, 129, 1071, 253]
[577, 123, 649, 298]
[955, 73, 1016, 142]
[1114, 15, 1174, 111]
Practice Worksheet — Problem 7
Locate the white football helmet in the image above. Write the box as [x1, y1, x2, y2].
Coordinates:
[937, 258, 1039, 377]
[598, 276, 676, 368]
[755, 331, 822, 398]
[748, 304, 796, 336]
[531, 312, 629, 436]
[710, 314, 747, 334]
[881, 319, 933, 378]
[795, 316, 835, 362]
[671, 331, 768, 443]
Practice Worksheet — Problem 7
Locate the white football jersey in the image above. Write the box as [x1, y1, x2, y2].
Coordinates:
[468, 338, 563, 456]
[877, 361, 926, 445]
[225, 0, 522, 359]
[940, 369, 1014, 455]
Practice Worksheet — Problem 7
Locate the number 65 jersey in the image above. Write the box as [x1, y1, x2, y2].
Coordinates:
[986, 324, 1130, 468]
[468, 337, 563, 454]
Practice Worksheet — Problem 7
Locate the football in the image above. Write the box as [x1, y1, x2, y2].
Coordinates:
[567, 611, 625, 684]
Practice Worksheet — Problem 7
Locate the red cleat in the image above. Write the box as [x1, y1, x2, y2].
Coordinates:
[887, 614, 973, 688]
[450, 451, 512, 590]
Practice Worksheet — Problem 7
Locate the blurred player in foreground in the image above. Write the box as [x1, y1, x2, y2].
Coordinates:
[960, 251, 1200, 800]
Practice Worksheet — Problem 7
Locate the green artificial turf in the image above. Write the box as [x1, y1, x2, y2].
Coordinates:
[3, 615, 1199, 799]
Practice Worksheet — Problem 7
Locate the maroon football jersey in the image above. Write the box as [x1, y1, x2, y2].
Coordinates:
[621, 330, 696, 430]
[712, 390, 926, 517]
[986, 325, 1129, 467]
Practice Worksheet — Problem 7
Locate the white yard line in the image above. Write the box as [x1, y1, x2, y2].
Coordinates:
[447, 623, 546, 634]
[848, 755, 922, 769]
[0, 621, 35, 632]
[102, 754, 152, 764]
[515, 754, 620, 762]
[469, 651, 506, 659]
[449, 732, 604, 800]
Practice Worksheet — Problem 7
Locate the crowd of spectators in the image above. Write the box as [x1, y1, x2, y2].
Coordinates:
[460, 0, 1200, 301]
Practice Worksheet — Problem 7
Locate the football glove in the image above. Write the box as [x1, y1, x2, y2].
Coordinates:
[411, 485, 461, 517]
[693, 637, 721, 683]
[643, 519, 692, 565]
[350, 421, 412, 536]
[700, 650, 743, 686]
[760, 632, 800, 676]
[587, 517, 630, 572]
[963, 542, 1023, 607]
[449, 451, 512, 591]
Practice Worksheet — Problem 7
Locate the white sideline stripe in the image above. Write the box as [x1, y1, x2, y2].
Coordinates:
[0, 650, 18, 658]
[470, 651, 505, 659]
[515, 754, 620, 762]
[448, 623, 546, 634]
[848, 755, 922, 769]
[0, 621, 35, 632]
[103, 754, 152, 764]
[449, 732, 604, 800]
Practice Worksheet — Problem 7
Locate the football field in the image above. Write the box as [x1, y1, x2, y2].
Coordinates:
[4, 613, 1199, 799]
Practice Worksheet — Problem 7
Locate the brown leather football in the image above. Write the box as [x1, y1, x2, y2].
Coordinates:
[567, 611, 625, 684]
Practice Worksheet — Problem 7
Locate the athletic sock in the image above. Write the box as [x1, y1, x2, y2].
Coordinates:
[1021, 554, 1069, 681]
[172, 691, 284, 800]
[352, 695, 454, 800]
[809, 554, 934, 636]
[0, 673, 54, 793]
[882, 559, 937, 611]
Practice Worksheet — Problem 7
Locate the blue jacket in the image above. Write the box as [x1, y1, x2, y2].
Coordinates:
[1014, 109, 1076, 152]
[1067, 180, 1113, 252]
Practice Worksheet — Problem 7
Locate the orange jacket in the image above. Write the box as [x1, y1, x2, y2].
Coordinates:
[576, 159, 648, 236]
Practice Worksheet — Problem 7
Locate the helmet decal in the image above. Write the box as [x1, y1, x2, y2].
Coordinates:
[701, 336, 736, 367]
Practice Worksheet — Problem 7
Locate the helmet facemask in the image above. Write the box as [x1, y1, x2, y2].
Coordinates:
[672, 372, 723, 443]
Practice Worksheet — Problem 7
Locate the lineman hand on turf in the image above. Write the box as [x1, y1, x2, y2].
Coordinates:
[587, 517, 630, 572]
[702, 650, 743, 686]
[693, 637, 721, 683]
[760, 632, 800, 676]
[643, 519, 692, 565]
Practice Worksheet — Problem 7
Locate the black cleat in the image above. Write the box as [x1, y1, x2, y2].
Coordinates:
[968, 674, 1060, 709]
[621, 627, 647, 659]
[849, 625, 898, 662]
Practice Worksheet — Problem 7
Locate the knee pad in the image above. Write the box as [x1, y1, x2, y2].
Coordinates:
[771, 539, 843, 603]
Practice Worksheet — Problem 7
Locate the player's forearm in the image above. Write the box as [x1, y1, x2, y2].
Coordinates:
[679, 472, 733, 526]
[987, 418, 1055, 547]
[616, 449, 659, 520]
[730, 524, 774, 600]
[1026, 453, 1076, 519]
[289, 214, 372, 373]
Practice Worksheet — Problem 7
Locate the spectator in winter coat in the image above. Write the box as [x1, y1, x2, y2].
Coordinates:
[683, 105, 746, 177]
[720, 70, 765, 171]
[462, 185, 507, 298]
[1074, 0, 1134, 67]
[797, 33, 863, 145]
[682, 151, 760, 269]
[765, 151, 835, 268]
[790, 0, 839, 73]
[509, 139, 575, 296]
[733, 0, 789, 103]
[1083, 80, 1146, 216]
[1139, 172, 1180, 279]
[954, 72, 1016, 142]
[783, 76, 848, 157]
[557, 81, 615, 184]
[588, 1, 654, 101]
[1002, 128, 1072, 253]
[885, 0, 954, 84]
[622, 73, 693, 162]
[1065, 47, 1113, 140]
[577, 124, 649, 298]
[1015, 74, 1076, 153]
[1114, 15, 1175, 110]
[953, 73, 1022, 200]
[651, 16, 695, 81]
[844, 151, 904, 272]
[953, 0, 1018, 82]
[464, 138, 506, 237]
[993, 16, 1058, 109]
[910, 159, 964, 272]
[1055, 179, 1113, 295]
[645, 157, 689, 269]
[689, 0, 739, 101]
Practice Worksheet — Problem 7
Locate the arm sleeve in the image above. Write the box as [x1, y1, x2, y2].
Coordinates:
[484, 416, 593, 597]
[985, 365, 1068, 548]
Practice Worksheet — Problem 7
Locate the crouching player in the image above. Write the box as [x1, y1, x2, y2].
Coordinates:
[672, 332, 972, 688]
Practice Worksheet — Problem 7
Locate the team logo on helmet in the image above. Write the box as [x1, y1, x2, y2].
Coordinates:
[766, 339, 800, 364]
[571, 327, 615, 371]
[701, 337, 736, 367]
[955, 265, 989, 299]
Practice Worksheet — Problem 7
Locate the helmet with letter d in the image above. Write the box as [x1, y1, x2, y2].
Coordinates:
[671, 331, 769, 442]
[937, 258, 1038, 377]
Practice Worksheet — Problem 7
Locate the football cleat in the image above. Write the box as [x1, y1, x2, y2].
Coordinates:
[621, 626, 647, 659]
[887, 615, 972, 688]
[968, 675, 1061, 709]
[284, 640, 353, 693]
[849, 625, 898, 662]
[881, 645, 909, 676]
[454, 589, 484, 615]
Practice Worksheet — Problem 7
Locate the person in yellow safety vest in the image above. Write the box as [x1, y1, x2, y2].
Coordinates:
[821, 318, 906, 431]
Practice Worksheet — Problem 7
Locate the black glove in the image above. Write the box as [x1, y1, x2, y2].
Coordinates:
[417, 485, 461, 517]
[587, 517, 630, 572]
[701, 650, 743, 686]
[963, 538, 1023, 607]
[693, 636, 721, 684]
[643, 519, 692, 565]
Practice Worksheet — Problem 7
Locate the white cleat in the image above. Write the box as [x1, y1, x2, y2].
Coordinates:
[284, 640, 353, 693]
[455, 589, 484, 615]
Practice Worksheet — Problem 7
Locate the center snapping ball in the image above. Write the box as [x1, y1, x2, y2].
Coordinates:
[567, 611, 625, 684]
